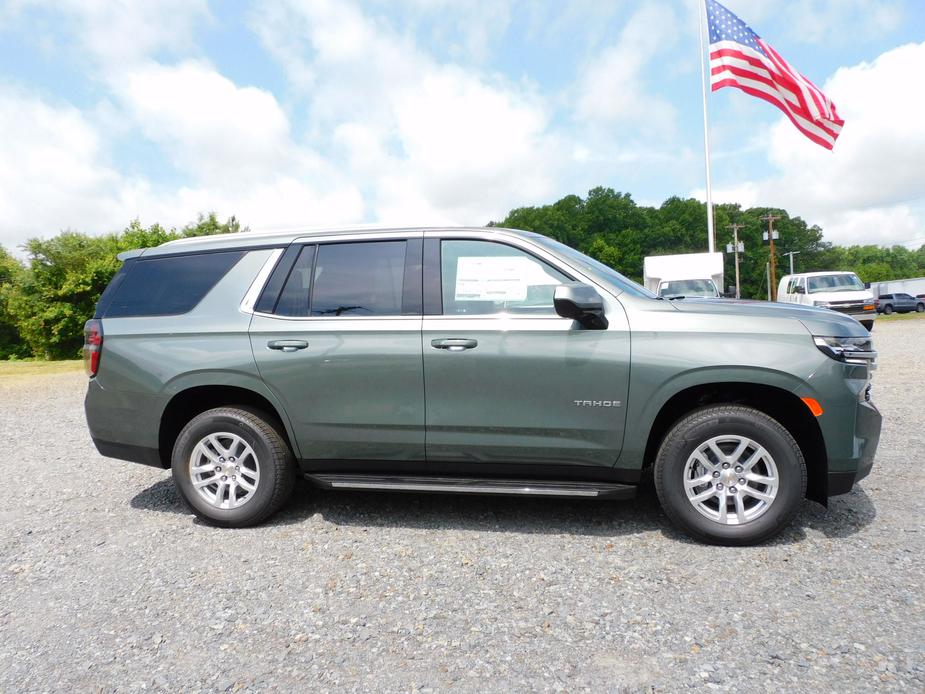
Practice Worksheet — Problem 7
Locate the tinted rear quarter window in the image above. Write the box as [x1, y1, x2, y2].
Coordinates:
[104, 251, 244, 317]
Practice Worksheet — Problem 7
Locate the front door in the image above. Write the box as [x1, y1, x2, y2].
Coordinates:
[422, 235, 630, 469]
[249, 235, 425, 461]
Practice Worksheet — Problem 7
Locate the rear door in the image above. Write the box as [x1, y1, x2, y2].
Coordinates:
[421, 232, 630, 469]
[249, 233, 425, 461]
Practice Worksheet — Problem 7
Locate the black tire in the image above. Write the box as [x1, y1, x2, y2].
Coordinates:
[916, 303, 924, 313]
[654, 405, 807, 546]
[171, 407, 297, 527]
[882, 304, 893, 315]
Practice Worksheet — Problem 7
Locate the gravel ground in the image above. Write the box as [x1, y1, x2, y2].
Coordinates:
[1, 320, 922, 692]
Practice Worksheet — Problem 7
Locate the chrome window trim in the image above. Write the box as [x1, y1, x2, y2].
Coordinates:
[239, 249, 283, 314]
[292, 230, 425, 245]
[242, 233, 423, 318]
[242, 229, 613, 322]
[250, 312, 423, 322]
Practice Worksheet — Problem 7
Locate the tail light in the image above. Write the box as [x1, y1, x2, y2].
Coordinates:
[83, 319, 103, 377]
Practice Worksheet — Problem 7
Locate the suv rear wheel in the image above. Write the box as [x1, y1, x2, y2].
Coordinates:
[171, 407, 297, 527]
[654, 405, 806, 545]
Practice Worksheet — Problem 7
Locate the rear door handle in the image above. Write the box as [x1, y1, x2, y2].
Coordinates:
[431, 338, 478, 352]
[267, 339, 309, 352]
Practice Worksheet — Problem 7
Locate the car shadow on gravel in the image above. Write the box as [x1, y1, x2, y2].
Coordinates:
[130, 476, 877, 544]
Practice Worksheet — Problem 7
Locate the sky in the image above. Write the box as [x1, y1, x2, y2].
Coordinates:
[1, 0, 924, 251]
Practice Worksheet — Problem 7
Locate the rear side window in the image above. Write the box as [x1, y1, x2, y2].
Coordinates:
[274, 241, 407, 317]
[103, 251, 244, 318]
[274, 246, 316, 317]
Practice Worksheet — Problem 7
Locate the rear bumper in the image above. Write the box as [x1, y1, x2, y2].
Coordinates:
[91, 438, 164, 468]
[85, 379, 166, 467]
[826, 400, 881, 496]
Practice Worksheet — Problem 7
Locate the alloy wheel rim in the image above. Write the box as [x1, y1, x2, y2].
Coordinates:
[189, 432, 260, 509]
[683, 434, 779, 526]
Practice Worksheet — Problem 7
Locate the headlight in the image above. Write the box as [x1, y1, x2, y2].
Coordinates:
[813, 335, 877, 366]
[813, 301, 831, 308]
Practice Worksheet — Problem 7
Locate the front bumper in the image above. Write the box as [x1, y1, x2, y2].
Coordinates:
[826, 399, 881, 495]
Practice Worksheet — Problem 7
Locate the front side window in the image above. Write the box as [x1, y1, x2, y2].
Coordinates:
[440, 240, 569, 315]
[310, 241, 406, 317]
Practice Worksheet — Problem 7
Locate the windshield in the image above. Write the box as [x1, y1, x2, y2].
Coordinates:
[531, 236, 657, 298]
[807, 274, 865, 293]
[658, 279, 718, 298]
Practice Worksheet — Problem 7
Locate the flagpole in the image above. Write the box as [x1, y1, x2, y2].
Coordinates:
[698, 0, 716, 253]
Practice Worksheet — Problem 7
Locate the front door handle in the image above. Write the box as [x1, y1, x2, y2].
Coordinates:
[267, 339, 309, 352]
[431, 338, 478, 352]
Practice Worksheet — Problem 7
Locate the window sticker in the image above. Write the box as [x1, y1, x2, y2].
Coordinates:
[454, 256, 558, 302]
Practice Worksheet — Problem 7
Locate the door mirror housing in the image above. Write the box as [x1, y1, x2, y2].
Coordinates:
[794, 285, 805, 294]
[554, 283, 608, 329]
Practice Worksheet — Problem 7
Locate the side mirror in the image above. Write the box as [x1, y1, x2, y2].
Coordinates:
[794, 285, 805, 294]
[554, 283, 608, 329]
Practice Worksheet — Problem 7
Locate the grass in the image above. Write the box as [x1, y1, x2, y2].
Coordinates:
[877, 311, 925, 322]
[0, 359, 84, 377]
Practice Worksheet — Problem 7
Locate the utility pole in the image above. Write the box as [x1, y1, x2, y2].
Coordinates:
[725, 223, 746, 299]
[784, 251, 800, 276]
[761, 213, 781, 301]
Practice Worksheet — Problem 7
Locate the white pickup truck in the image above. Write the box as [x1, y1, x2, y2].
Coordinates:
[777, 271, 876, 331]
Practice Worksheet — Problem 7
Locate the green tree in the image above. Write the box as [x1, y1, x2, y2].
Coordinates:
[5, 214, 243, 359]
[0, 246, 27, 359]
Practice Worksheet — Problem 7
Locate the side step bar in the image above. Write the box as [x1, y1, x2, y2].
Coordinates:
[305, 473, 636, 500]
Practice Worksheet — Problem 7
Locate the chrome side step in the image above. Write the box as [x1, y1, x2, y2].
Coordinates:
[305, 473, 636, 500]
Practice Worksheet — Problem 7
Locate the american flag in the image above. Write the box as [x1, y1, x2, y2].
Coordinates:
[707, 0, 843, 149]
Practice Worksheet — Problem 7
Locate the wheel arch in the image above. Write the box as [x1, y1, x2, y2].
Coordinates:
[641, 381, 828, 503]
[158, 383, 298, 468]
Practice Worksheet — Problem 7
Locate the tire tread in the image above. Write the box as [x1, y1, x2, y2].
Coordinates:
[173, 406, 296, 527]
[654, 404, 807, 545]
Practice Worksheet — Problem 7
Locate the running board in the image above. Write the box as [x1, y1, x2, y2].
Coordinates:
[305, 473, 636, 500]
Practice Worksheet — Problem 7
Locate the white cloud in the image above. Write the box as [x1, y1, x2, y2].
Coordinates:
[120, 61, 299, 183]
[252, 0, 563, 226]
[573, 2, 678, 133]
[0, 67, 366, 247]
[0, 90, 129, 245]
[8, 0, 211, 68]
[717, 0, 904, 44]
[700, 41, 925, 246]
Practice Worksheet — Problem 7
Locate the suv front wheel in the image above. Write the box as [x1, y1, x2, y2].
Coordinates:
[171, 407, 297, 527]
[654, 405, 807, 545]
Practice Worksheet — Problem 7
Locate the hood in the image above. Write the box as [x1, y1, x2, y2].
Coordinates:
[667, 298, 868, 337]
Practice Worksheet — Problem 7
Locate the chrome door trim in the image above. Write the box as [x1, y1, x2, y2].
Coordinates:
[293, 230, 425, 245]
[239, 248, 283, 314]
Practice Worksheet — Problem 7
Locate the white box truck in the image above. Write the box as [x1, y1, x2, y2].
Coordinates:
[643, 252, 724, 298]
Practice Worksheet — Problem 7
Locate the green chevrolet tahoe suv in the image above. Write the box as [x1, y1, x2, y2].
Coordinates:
[83, 227, 881, 545]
